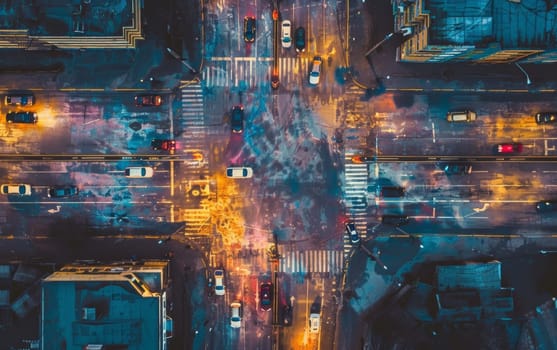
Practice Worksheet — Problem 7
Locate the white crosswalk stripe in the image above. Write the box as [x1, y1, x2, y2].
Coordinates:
[344, 152, 369, 254]
[181, 81, 206, 149]
[202, 57, 309, 88]
[277, 248, 343, 275]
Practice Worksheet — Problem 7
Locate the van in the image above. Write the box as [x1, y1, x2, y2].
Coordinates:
[447, 110, 476, 122]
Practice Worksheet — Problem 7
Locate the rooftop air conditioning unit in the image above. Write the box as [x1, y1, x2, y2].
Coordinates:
[82, 307, 96, 320]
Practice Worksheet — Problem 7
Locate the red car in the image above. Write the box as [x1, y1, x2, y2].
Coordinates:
[351, 155, 375, 164]
[151, 139, 176, 154]
[497, 142, 523, 154]
[135, 95, 162, 107]
[260, 282, 272, 311]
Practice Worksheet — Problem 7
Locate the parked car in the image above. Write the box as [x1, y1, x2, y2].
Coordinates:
[48, 185, 79, 198]
[231, 105, 244, 133]
[536, 200, 557, 213]
[496, 142, 523, 154]
[214, 269, 225, 296]
[281, 20, 292, 48]
[535, 112, 557, 124]
[230, 301, 242, 328]
[295, 27, 306, 53]
[244, 16, 256, 42]
[442, 163, 472, 175]
[309, 56, 322, 85]
[124, 167, 154, 178]
[309, 313, 320, 333]
[5, 94, 35, 106]
[226, 167, 253, 178]
[260, 282, 272, 311]
[151, 139, 176, 154]
[381, 215, 409, 227]
[1, 184, 31, 196]
[134, 94, 162, 107]
[344, 222, 360, 244]
[6, 111, 38, 124]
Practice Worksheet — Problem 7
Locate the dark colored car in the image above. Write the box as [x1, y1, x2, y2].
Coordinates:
[6, 111, 38, 124]
[536, 200, 557, 213]
[134, 95, 162, 107]
[378, 186, 405, 198]
[48, 185, 79, 198]
[244, 16, 256, 42]
[260, 282, 272, 311]
[535, 112, 557, 124]
[231, 105, 244, 133]
[5, 94, 35, 106]
[381, 215, 409, 227]
[295, 27, 306, 53]
[151, 139, 176, 154]
[443, 163, 472, 175]
[344, 222, 360, 244]
[282, 305, 293, 326]
[496, 142, 523, 154]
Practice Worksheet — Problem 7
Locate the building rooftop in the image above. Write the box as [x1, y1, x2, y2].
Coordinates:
[41, 262, 168, 350]
[436, 261, 502, 290]
[427, 0, 557, 49]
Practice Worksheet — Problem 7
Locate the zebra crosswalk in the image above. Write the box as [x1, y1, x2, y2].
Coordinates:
[277, 248, 343, 276]
[180, 81, 206, 150]
[344, 152, 369, 253]
[202, 57, 311, 88]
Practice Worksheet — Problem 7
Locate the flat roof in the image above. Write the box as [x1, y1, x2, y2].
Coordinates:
[42, 264, 166, 350]
[427, 0, 557, 49]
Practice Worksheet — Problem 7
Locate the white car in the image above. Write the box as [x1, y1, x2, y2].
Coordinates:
[309, 56, 322, 85]
[214, 269, 225, 296]
[281, 20, 292, 48]
[124, 166, 154, 178]
[230, 301, 242, 328]
[1, 184, 31, 196]
[309, 313, 320, 333]
[226, 167, 253, 178]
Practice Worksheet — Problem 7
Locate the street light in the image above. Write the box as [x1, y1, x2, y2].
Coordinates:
[514, 62, 531, 85]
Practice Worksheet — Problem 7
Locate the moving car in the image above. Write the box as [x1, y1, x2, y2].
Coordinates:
[536, 200, 557, 213]
[378, 186, 405, 198]
[214, 269, 225, 296]
[351, 155, 375, 163]
[5, 94, 35, 106]
[48, 185, 79, 198]
[226, 167, 253, 178]
[151, 139, 176, 154]
[134, 94, 162, 107]
[497, 142, 523, 154]
[442, 163, 472, 175]
[282, 304, 293, 326]
[535, 112, 557, 124]
[344, 222, 360, 244]
[244, 16, 256, 42]
[309, 56, 322, 85]
[231, 105, 244, 133]
[1, 184, 31, 196]
[309, 313, 320, 333]
[230, 301, 242, 328]
[295, 27, 306, 53]
[6, 111, 38, 124]
[281, 20, 292, 48]
[381, 215, 409, 227]
[260, 282, 272, 311]
[446, 110, 477, 122]
[124, 167, 154, 178]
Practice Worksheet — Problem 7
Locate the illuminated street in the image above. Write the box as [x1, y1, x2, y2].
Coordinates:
[2, 0, 557, 350]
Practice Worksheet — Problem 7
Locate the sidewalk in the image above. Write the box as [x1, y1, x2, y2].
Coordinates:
[347, 0, 557, 93]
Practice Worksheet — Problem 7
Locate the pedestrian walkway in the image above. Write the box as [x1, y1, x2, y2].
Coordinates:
[277, 248, 343, 276]
[201, 56, 310, 88]
[343, 151, 369, 248]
